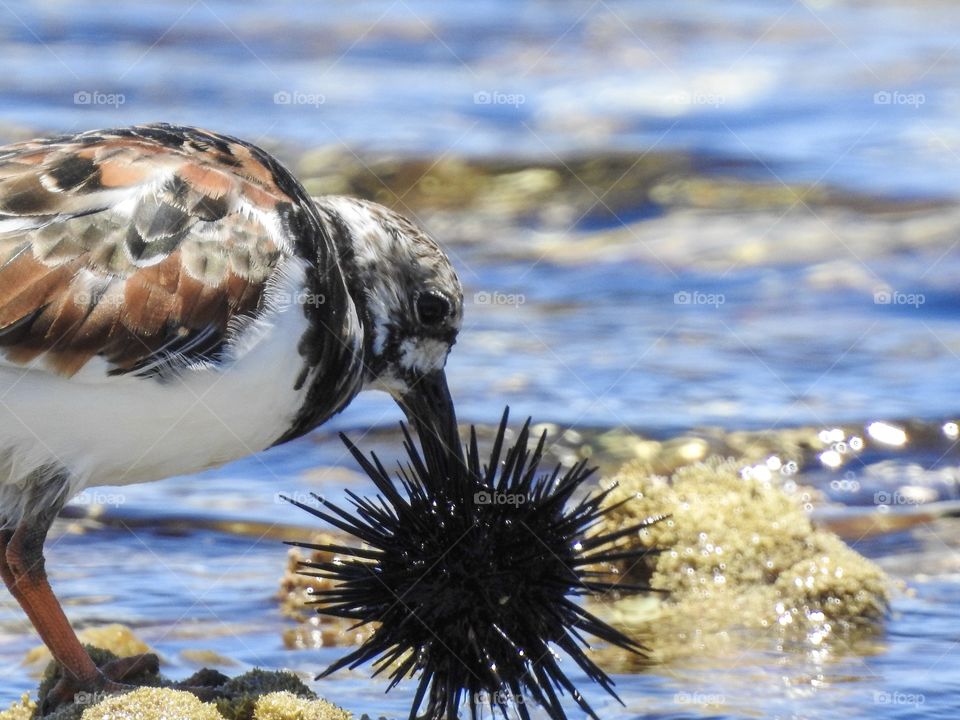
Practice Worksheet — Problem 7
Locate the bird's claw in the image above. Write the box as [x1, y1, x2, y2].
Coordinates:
[39, 653, 160, 716]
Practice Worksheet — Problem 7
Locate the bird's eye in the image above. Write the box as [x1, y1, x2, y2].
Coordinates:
[416, 291, 450, 326]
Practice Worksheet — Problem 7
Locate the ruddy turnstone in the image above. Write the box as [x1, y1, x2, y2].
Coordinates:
[0, 123, 463, 707]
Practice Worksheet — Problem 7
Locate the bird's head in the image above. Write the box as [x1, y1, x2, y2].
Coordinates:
[315, 196, 463, 459]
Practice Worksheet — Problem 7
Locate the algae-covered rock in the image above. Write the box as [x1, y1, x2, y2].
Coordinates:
[36, 646, 163, 717]
[0, 695, 35, 720]
[279, 536, 375, 650]
[253, 692, 350, 720]
[80, 688, 222, 720]
[15, 656, 356, 720]
[216, 669, 316, 720]
[593, 458, 890, 662]
[24, 625, 151, 671]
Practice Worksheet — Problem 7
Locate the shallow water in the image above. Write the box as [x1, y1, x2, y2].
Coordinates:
[1, 1, 960, 717]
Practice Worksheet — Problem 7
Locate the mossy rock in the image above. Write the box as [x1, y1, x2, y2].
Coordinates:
[593, 457, 890, 662]
[216, 669, 316, 720]
[24, 625, 151, 670]
[0, 695, 36, 720]
[79, 688, 222, 720]
[17, 654, 353, 720]
[253, 692, 350, 720]
[35, 647, 163, 720]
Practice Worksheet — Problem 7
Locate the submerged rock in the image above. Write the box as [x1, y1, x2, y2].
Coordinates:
[0, 695, 35, 720]
[80, 688, 222, 720]
[8, 648, 357, 720]
[24, 625, 151, 672]
[278, 535, 374, 650]
[70, 687, 351, 720]
[252, 692, 349, 720]
[593, 458, 891, 664]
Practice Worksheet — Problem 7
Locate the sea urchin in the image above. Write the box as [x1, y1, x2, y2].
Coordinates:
[286, 409, 660, 720]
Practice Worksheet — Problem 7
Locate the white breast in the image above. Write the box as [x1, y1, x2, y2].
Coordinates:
[0, 257, 315, 508]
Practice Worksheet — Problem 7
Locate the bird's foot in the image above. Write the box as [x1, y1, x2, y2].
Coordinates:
[38, 652, 229, 716]
[39, 652, 160, 715]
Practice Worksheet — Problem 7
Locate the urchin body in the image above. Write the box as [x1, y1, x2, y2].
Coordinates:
[0, 123, 463, 708]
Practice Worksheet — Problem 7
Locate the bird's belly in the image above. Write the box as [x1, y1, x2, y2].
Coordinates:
[0, 296, 313, 494]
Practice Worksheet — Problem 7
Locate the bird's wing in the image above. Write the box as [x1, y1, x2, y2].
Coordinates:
[0, 123, 329, 380]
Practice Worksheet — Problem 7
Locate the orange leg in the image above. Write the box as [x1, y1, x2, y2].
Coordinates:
[0, 508, 158, 713]
[0, 522, 100, 684]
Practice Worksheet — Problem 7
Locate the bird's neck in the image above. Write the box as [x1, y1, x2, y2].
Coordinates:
[311, 197, 381, 380]
[271, 200, 367, 446]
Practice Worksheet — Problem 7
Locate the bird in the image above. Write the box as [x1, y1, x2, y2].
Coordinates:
[0, 123, 464, 709]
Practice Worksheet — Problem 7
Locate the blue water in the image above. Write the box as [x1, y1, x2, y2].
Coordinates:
[1, 1, 960, 717]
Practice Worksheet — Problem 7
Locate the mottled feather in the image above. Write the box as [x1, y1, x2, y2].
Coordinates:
[0, 124, 311, 378]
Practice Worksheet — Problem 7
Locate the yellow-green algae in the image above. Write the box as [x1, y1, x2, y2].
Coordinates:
[253, 692, 350, 720]
[80, 688, 222, 720]
[591, 458, 890, 664]
[0, 695, 35, 720]
[279, 535, 374, 651]
[214, 668, 316, 720]
[74, 689, 350, 720]
[15, 643, 358, 720]
[24, 625, 151, 671]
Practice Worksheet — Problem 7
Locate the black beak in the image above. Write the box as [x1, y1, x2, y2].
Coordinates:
[398, 369, 463, 467]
